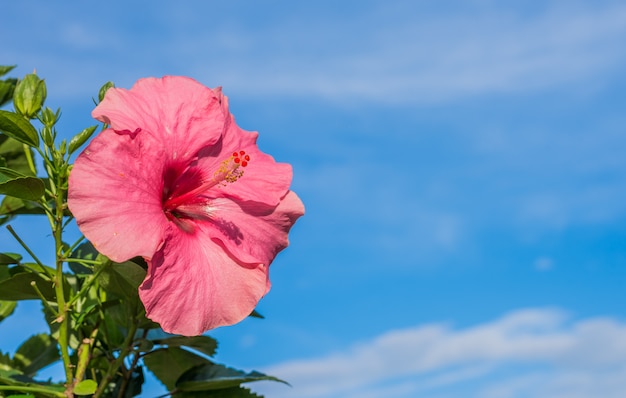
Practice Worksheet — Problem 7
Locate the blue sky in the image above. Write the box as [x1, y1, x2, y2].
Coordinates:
[2, 1, 626, 397]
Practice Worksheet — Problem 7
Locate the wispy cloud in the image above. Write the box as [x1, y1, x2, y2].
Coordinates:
[251, 308, 626, 398]
[176, 1, 626, 103]
[3, 1, 626, 103]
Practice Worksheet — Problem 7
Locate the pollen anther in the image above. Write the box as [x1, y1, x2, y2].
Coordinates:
[212, 149, 251, 187]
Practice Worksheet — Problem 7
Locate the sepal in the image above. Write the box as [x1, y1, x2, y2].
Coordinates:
[13, 74, 46, 119]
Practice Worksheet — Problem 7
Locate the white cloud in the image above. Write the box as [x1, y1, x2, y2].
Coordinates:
[4, 1, 626, 103]
[251, 308, 626, 398]
[185, 1, 626, 103]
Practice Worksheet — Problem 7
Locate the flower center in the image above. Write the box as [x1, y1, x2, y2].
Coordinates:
[161, 150, 251, 231]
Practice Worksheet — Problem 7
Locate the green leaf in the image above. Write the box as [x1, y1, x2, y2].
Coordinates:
[96, 259, 146, 298]
[0, 196, 44, 227]
[68, 125, 97, 154]
[0, 266, 56, 301]
[249, 310, 264, 319]
[143, 348, 211, 391]
[0, 252, 22, 265]
[0, 167, 44, 200]
[0, 110, 38, 147]
[68, 242, 98, 275]
[0, 78, 17, 108]
[0, 367, 26, 384]
[0, 65, 16, 77]
[13, 74, 46, 119]
[176, 364, 286, 392]
[151, 335, 218, 357]
[0, 300, 17, 322]
[0, 367, 65, 396]
[0, 134, 36, 176]
[0, 350, 13, 368]
[13, 334, 60, 377]
[73, 379, 97, 395]
[174, 386, 263, 398]
[95, 259, 160, 333]
[98, 81, 115, 103]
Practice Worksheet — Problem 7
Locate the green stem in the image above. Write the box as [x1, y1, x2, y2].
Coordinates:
[5, 224, 53, 280]
[30, 280, 57, 314]
[65, 235, 85, 255]
[93, 320, 139, 398]
[67, 263, 108, 307]
[118, 328, 148, 398]
[23, 143, 37, 175]
[0, 385, 65, 397]
[63, 258, 100, 265]
[74, 327, 99, 384]
[49, 162, 74, 395]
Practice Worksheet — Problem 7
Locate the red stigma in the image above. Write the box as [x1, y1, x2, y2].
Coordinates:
[232, 150, 250, 167]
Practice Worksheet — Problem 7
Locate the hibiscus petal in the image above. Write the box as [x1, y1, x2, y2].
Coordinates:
[139, 223, 269, 335]
[196, 125, 293, 206]
[68, 128, 168, 262]
[93, 76, 225, 161]
[204, 191, 305, 266]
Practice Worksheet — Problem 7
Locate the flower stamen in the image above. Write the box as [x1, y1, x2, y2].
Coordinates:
[214, 150, 250, 186]
[162, 150, 251, 217]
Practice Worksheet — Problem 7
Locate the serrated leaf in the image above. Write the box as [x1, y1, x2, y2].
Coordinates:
[13, 334, 60, 377]
[0, 252, 22, 265]
[68, 125, 97, 154]
[152, 335, 218, 357]
[144, 347, 211, 391]
[73, 379, 97, 395]
[0, 173, 44, 201]
[0, 300, 17, 322]
[0, 110, 39, 147]
[176, 364, 286, 392]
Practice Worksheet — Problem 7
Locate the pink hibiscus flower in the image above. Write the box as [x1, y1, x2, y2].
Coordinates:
[68, 76, 304, 335]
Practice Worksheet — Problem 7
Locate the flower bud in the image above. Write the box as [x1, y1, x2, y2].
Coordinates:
[39, 107, 60, 127]
[41, 126, 54, 148]
[14, 73, 47, 119]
